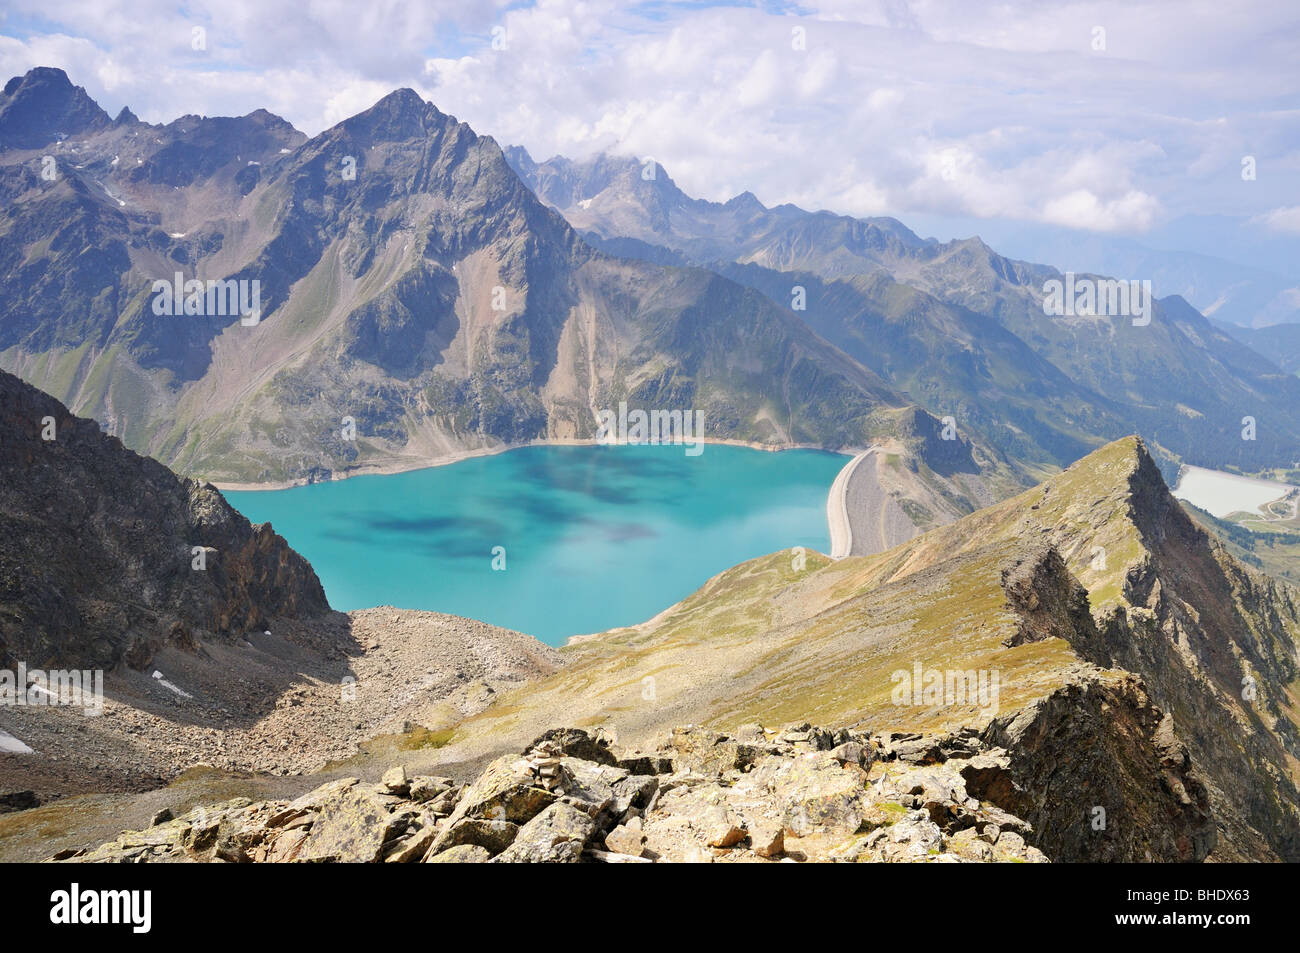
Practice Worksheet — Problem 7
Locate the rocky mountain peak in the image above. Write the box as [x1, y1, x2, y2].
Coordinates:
[0, 66, 111, 150]
[724, 189, 765, 212]
[1045, 435, 1176, 544]
[507, 145, 691, 214]
[338, 86, 450, 143]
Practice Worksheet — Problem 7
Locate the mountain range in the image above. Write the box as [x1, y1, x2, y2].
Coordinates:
[0, 68, 979, 490]
[508, 147, 1300, 476]
[3, 67, 1300, 492]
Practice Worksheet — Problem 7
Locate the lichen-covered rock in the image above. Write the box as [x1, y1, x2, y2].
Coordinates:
[663, 726, 758, 775]
[425, 818, 520, 858]
[443, 755, 556, 826]
[295, 782, 404, 863]
[426, 844, 490, 863]
[768, 753, 870, 836]
[493, 803, 596, 863]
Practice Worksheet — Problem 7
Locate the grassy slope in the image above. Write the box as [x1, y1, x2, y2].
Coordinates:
[439, 438, 1163, 755]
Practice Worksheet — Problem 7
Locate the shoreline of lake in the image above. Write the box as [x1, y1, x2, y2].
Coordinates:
[210, 437, 861, 492]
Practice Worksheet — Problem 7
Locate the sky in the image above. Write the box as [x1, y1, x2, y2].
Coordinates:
[2, 0, 1297, 275]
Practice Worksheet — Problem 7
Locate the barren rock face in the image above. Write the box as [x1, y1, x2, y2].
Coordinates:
[0, 368, 330, 671]
[977, 673, 1215, 862]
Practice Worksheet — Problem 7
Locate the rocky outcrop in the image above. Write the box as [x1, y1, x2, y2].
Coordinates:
[1044, 440, 1300, 860]
[976, 672, 1215, 862]
[60, 707, 1210, 863]
[0, 369, 330, 671]
[999, 545, 1098, 648]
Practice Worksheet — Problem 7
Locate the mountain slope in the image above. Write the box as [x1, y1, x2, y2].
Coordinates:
[0, 70, 974, 486]
[1225, 321, 1300, 375]
[713, 260, 1126, 470]
[0, 368, 329, 672]
[0, 372, 565, 808]
[511, 148, 1300, 473]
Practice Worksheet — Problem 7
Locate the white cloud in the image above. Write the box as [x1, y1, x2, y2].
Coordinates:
[1253, 206, 1300, 235]
[1, 0, 1296, 237]
[1041, 189, 1160, 232]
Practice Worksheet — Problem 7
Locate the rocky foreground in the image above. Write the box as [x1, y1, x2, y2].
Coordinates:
[56, 724, 1051, 863]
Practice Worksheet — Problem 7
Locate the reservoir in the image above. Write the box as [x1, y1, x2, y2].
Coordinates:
[225, 444, 847, 645]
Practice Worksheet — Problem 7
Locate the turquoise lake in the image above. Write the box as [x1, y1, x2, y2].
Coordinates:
[224, 444, 847, 646]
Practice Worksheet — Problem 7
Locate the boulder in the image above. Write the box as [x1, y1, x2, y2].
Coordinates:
[664, 726, 758, 775]
[610, 773, 658, 817]
[617, 755, 674, 775]
[880, 811, 944, 861]
[446, 755, 555, 825]
[525, 727, 619, 766]
[748, 818, 784, 857]
[778, 722, 835, 750]
[555, 757, 636, 818]
[426, 817, 519, 858]
[603, 817, 646, 857]
[703, 807, 746, 848]
[296, 784, 404, 863]
[828, 741, 868, 766]
[383, 814, 439, 863]
[426, 789, 460, 816]
[889, 737, 945, 765]
[380, 765, 410, 796]
[771, 753, 869, 836]
[493, 803, 596, 863]
[408, 776, 453, 803]
[426, 844, 491, 863]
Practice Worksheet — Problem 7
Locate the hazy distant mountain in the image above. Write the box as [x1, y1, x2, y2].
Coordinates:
[510, 148, 1300, 329]
[900, 217, 1300, 330]
[504, 145, 932, 277]
[509, 147, 1300, 473]
[0, 69, 986, 486]
[1223, 321, 1300, 374]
